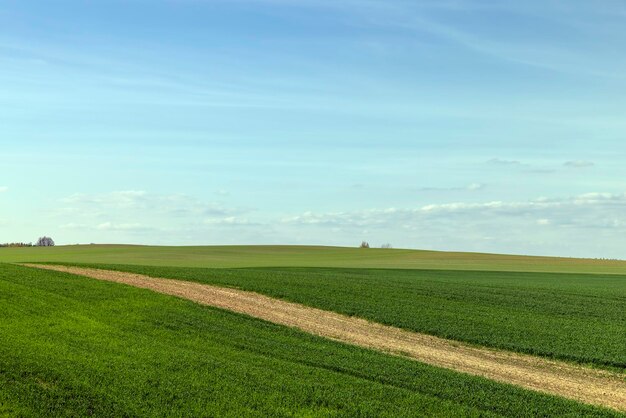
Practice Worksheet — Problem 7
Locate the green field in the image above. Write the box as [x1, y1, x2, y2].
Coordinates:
[2, 263, 618, 417]
[2, 245, 625, 416]
[55, 263, 626, 370]
[3, 244, 626, 274]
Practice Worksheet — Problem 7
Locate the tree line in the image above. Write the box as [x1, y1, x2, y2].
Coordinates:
[0, 237, 55, 248]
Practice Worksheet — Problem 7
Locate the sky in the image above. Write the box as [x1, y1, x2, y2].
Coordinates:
[1, 0, 626, 258]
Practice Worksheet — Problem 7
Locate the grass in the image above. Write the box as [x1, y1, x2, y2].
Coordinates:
[60, 264, 626, 370]
[3, 244, 626, 274]
[0, 263, 620, 417]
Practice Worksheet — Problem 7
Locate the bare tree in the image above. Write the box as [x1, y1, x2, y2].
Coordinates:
[359, 241, 370, 248]
[36, 236, 55, 247]
[381, 243, 393, 249]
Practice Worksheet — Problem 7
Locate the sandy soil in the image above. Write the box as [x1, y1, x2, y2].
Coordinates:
[22, 263, 626, 412]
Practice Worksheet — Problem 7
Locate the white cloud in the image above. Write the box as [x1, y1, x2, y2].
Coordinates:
[48, 189, 626, 258]
[0, 186, 8, 192]
[280, 192, 626, 258]
[288, 193, 626, 224]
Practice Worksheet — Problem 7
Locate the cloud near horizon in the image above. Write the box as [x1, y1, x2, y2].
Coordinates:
[40, 190, 626, 259]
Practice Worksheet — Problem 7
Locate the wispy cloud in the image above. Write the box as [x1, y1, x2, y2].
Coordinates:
[43, 189, 626, 257]
[285, 192, 626, 225]
[418, 183, 485, 192]
[486, 158, 524, 166]
[263, 0, 626, 79]
[280, 192, 626, 257]
[564, 160, 594, 168]
[203, 217, 260, 226]
[486, 159, 583, 175]
[59, 190, 246, 218]
[55, 190, 252, 236]
[95, 222, 154, 232]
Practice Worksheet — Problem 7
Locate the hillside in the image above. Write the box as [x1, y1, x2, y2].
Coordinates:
[2, 244, 626, 274]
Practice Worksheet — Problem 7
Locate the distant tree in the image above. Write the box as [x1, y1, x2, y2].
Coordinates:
[359, 241, 370, 248]
[381, 243, 393, 249]
[36, 236, 55, 247]
[0, 242, 32, 247]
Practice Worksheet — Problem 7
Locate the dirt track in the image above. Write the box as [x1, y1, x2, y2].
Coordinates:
[22, 263, 626, 412]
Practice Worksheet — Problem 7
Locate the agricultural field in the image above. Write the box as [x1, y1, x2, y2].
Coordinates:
[42, 263, 626, 370]
[3, 244, 626, 274]
[2, 263, 619, 417]
[1, 245, 625, 416]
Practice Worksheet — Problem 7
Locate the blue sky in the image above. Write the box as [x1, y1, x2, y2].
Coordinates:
[2, 0, 626, 257]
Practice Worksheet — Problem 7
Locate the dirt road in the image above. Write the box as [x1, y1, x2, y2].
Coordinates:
[22, 263, 626, 412]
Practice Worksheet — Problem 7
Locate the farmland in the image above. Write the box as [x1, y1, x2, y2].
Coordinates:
[2, 244, 626, 274]
[1, 245, 625, 416]
[40, 263, 626, 370]
[2, 263, 619, 417]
